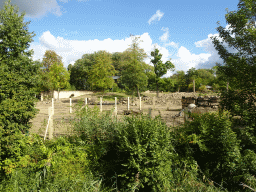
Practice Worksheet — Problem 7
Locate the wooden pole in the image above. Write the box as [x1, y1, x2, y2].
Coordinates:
[148, 107, 152, 118]
[127, 97, 129, 111]
[70, 98, 72, 113]
[115, 97, 117, 116]
[100, 97, 102, 113]
[139, 97, 141, 111]
[44, 107, 53, 140]
[184, 107, 188, 122]
[52, 98, 54, 115]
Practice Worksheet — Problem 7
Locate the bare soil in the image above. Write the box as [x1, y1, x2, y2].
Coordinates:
[29, 91, 219, 138]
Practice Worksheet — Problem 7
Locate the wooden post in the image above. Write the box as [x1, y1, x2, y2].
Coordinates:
[52, 98, 54, 115]
[70, 98, 72, 113]
[139, 97, 141, 111]
[44, 107, 53, 140]
[100, 97, 102, 113]
[85, 98, 87, 113]
[127, 97, 129, 111]
[41, 93, 43, 101]
[184, 107, 188, 122]
[148, 107, 152, 118]
[115, 97, 117, 116]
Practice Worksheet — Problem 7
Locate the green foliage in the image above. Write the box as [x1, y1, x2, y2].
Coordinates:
[87, 50, 116, 95]
[37, 50, 70, 93]
[119, 36, 148, 97]
[170, 70, 187, 92]
[211, 0, 256, 167]
[48, 61, 70, 91]
[0, 0, 40, 175]
[150, 48, 175, 95]
[172, 110, 256, 191]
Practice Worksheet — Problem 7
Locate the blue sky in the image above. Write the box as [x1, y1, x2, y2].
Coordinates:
[0, 0, 240, 77]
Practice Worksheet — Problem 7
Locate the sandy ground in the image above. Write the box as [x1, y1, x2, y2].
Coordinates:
[29, 91, 219, 138]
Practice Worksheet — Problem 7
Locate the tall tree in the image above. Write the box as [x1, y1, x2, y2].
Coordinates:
[0, 0, 40, 175]
[87, 50, 116, 97]
[48, 61, 70, 99]
[170, 70, 186, 92]
[211, 1, 256, 189]
[119, 35, 148, 97]
[150, 48, 175, 97]
[42, 50, 63, 72]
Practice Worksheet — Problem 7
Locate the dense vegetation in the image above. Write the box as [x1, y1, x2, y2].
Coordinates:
[1, 0, 256, 191]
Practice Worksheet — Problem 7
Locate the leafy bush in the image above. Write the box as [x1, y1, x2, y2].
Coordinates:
[171, 110, 256, 191]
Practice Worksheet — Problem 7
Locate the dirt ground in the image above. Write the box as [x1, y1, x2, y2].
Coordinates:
[29, 91, 219, 138]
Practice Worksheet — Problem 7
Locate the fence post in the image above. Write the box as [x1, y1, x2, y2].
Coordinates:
[127, 97, 129, 111]
[184, 107, 188, 122]
[85, 98, 87, 113]
[148, 107, 152, 118]
[100, 97, 102, 113]
[70, 98, 72, 113]
[52, 98, 54, 115]
[139, 97, 141, 111]
[44, 107, 53, 141]
[115, 97, 117, 116]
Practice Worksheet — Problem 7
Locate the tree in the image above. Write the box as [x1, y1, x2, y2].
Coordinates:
[69, 53, 96, 90]
[0, 0, 40, 175]
[48, 61, 70, 99]
[210, 1, 256, 189]
[150, 48, 175, 97]
[170, 70, 187, 92]
[87, 50, 116, 97]
[42, 50, 63, 72]
[119, 35, 148, 98]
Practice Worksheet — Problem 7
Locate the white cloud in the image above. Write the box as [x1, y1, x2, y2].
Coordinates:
[0, 0, 64, 18]
[159, 27, 169, 42]
[30, 31, 173, 69]
[148, 10, 164, 25]
[164, 42, 179, 49]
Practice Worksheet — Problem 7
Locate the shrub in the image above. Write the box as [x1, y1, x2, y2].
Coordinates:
[171, 110, 256, 191]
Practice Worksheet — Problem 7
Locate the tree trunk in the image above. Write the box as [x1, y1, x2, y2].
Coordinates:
[178, 87, 180, 93]
[137, 87, 140, 98]
[227, 81, 229, 92]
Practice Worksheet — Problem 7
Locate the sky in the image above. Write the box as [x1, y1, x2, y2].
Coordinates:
[0, 0, 241, 77]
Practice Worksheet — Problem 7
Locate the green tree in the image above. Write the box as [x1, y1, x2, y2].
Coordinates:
[48, 61, 70, 99]
[119, 35, 148, 97]
[210, 1, 256, 188]
[69, 53, 95, 90]
[87, 50, 116, 97]
[150, 48, 175, 97]
[42, 50, 63, 72]
[170, 70, 187, 92]
[0, 0, 40, 176]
